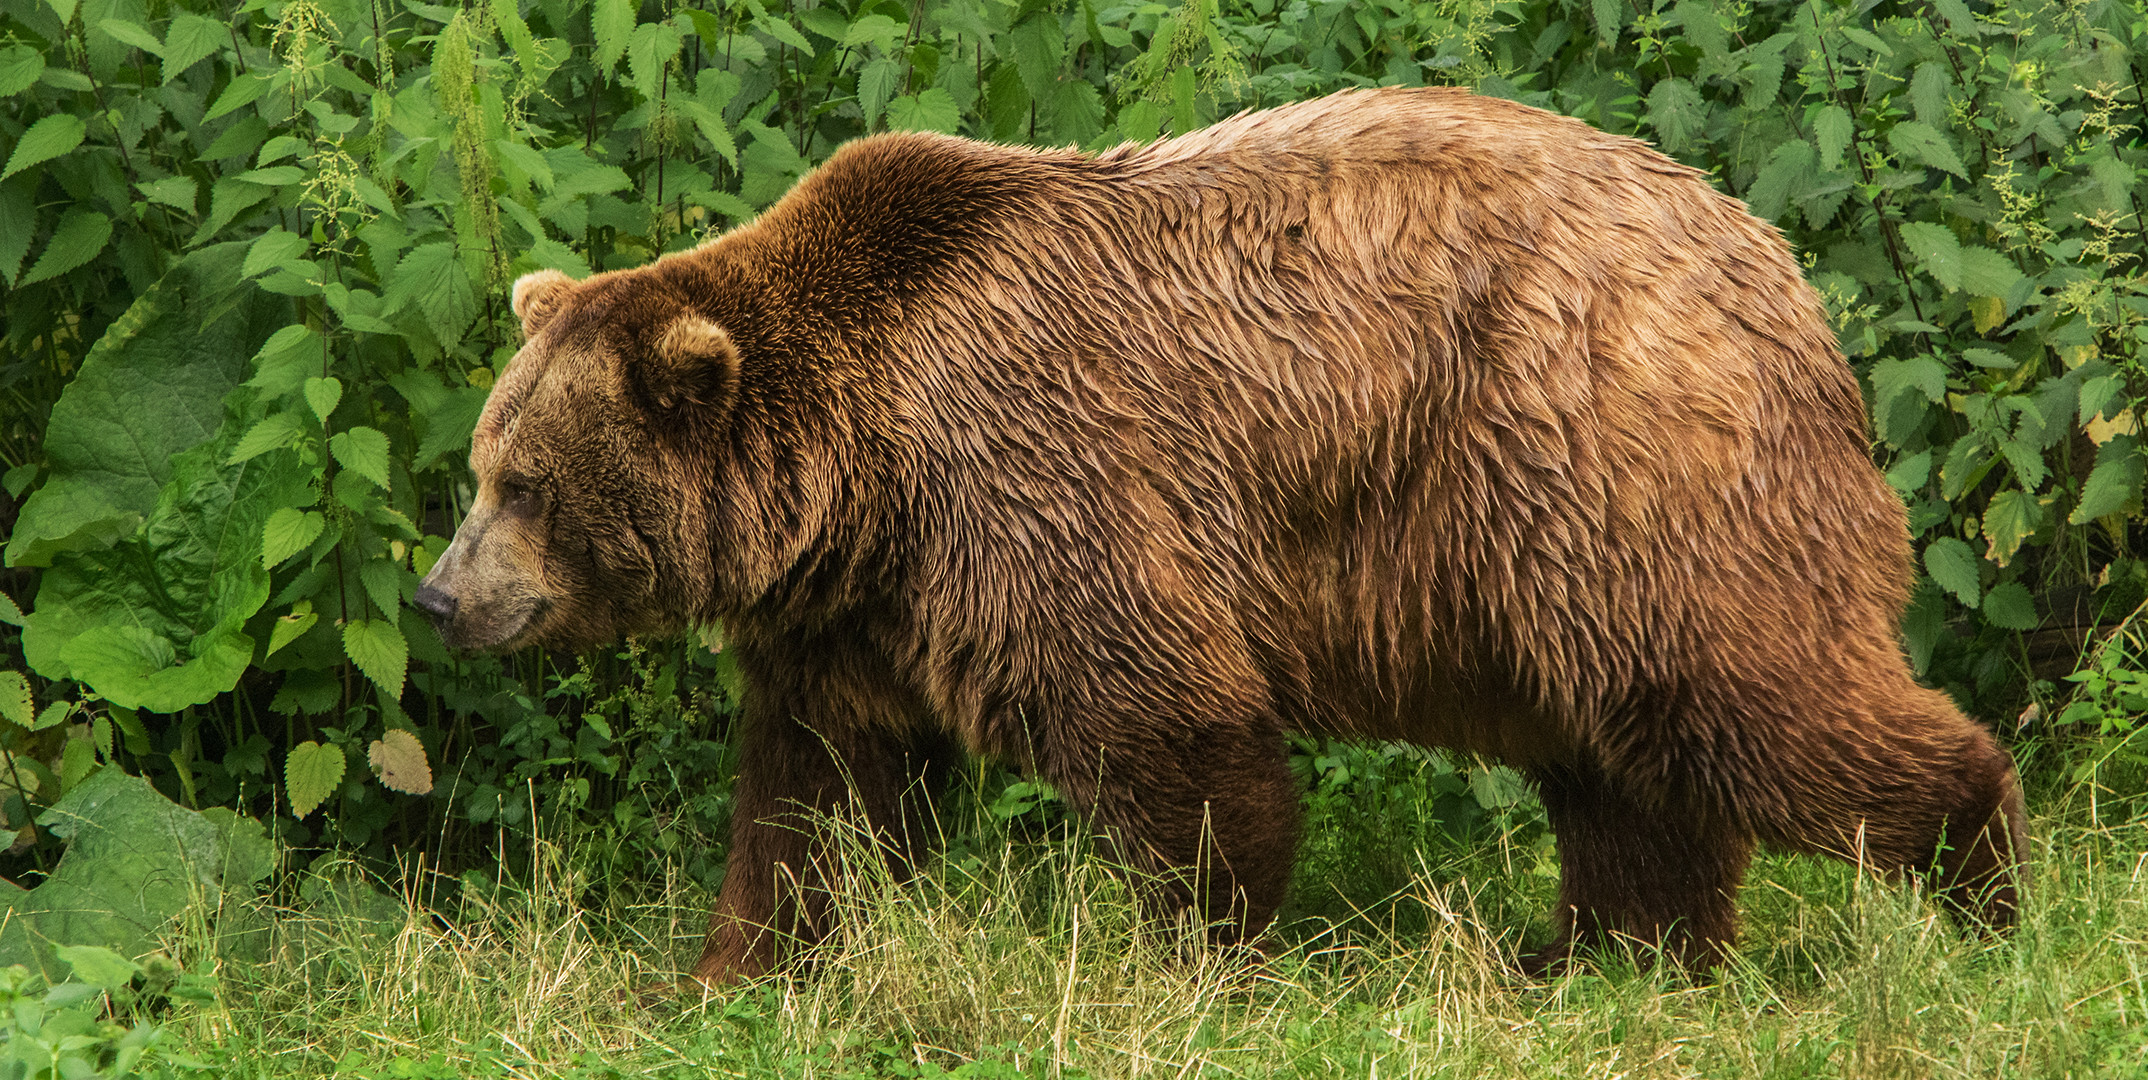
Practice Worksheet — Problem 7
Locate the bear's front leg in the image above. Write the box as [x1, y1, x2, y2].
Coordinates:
[1527, 760, 1754, 972]
[690, 647, 950, 986]
[1038, 706, 1302, 946]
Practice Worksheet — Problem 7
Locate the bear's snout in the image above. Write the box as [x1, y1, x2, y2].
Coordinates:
[412, 584, 458, 625]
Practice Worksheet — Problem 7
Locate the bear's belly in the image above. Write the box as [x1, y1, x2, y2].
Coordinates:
[1267, 645, 1570, 767]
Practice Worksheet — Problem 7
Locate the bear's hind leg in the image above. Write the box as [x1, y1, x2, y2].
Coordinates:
[1528, 760, 1754, 973]
[1750, 684, 2026, 931]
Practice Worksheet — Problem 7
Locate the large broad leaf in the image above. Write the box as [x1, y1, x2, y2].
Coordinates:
[0, 769, 273, 983]
[20, 396, 313, 713]
[7, 244, 284, 568]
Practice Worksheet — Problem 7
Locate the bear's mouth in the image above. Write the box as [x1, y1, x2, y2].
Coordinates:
[441, 596, 551, 654]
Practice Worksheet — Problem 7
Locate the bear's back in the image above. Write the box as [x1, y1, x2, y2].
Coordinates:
[707, 90, 1903, 744]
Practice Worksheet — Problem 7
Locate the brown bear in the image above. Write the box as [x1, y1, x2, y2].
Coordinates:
[413, 86, 2027, 983]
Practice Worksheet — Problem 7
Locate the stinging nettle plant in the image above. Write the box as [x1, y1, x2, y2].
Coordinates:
[0, 0, 2139, 878]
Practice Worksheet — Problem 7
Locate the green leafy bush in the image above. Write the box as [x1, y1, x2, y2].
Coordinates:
[0, 945, 209, 1080]
[0, 0, 2142, 886]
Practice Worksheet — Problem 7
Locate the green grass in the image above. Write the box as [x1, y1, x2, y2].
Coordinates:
[160, 766, 2148, 1079]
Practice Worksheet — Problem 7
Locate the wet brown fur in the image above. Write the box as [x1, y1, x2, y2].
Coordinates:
[418, 87, 2027, 984]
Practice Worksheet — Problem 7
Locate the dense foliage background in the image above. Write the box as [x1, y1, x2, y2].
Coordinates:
[0, 0, 2144, 948]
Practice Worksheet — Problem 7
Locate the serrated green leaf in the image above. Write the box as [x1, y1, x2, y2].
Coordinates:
[888, 88, 963, 134]
[1744, 139, 1814, 223]
[2080, 375, 2124, 425]
[243, 228, 306, 278]
[1924, 536, 1981, 608]
[2000, 438, 2046, 493]
[755, 14, 814, 56]
[0, 44, 44, 97]
[524, 236, 592, 280]
[226, 412, 303, 464]
[1897, 221, 1962, 291]
[627, 21, 683, 100]
[1909, 61, 1952, 127]
[259, 134, 306, 164]
[1957, 245, 2021, 298]
[844, 14, 904, 48]
[0, 672, 31, 729]
[369, 729, 433, 795]
[1885, 449, 1931, 495]
[342, 618, 408, 699]
[673, 98, 737, 167]
[1670, 0, 1728, 67]
[139, 175, 198, 213]
[19, 209, 110, 287]
[1840, 25, 1891, 55]
[859, 56, 901, 130]
[494, 139, 554, 190]
[360, 558, 405, 621]
[1941, 434, 1994, 501]
[261, 508, 325, 568]
[234, 166, 304, 186]
[1887, 120, 1967, 178]
[1871, 354, 1947, 409]
[693, 188, 756, 223]
[203, 72, 268, 121]
[1047, 79, 1104, 145]
[1930, 0, 1983, 34]
[0, 179, 21, 282]
[285, 741, 345, 819]
[265, 608, 316, 658]
[329, 427, 392, 490]
[1591, 0, 1622, 42]
[30, 700, 69, 732]
[493, 0, 539, 60]
[3, 114, 86, 182]
[1813, 105, 1852, 171]
[188, 178, 271, 246]
[1644, 77, 1705, 154]
[245, 325, 321, 399]
[1980, 581, 2037, 630]
[592, 0, 635, 70]
[1009, 15, 1063, 101]
[383, 243, 477, 346]
[98, 17, 164, 57]
[0, 591, 21, 627]
[161, 12, 225, 83]
[1982, 489, 2040, 568]
[304, 377, 342, 424]
[2071, 436, 2144, 524]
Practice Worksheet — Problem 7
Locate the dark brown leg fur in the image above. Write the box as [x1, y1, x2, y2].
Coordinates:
[1042, 715, 1301, 945]
[1527, 761, 1753, 974]
[1750, 684, 2026, 931]
[690, 646, 953, 986]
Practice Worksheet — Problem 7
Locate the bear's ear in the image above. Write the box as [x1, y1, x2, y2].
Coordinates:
[636, 315, 743, 415]
[512, 269, 577, 339]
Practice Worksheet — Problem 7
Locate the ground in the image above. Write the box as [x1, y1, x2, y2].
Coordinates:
[166, 754, 2143, 1079]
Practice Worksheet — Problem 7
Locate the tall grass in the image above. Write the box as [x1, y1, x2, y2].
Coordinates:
[172, 769, 2148, 1079]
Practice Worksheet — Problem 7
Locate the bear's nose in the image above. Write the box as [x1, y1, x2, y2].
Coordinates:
[412, 584, 458, 624]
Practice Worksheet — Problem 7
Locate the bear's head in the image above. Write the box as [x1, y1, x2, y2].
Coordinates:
[413, 268, 742, 653]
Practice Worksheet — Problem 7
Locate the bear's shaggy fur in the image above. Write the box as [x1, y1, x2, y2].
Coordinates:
[415, 87, 2026, 982]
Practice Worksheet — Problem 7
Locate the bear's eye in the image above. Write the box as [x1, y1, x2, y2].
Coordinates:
[497, 474, 544, 515]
